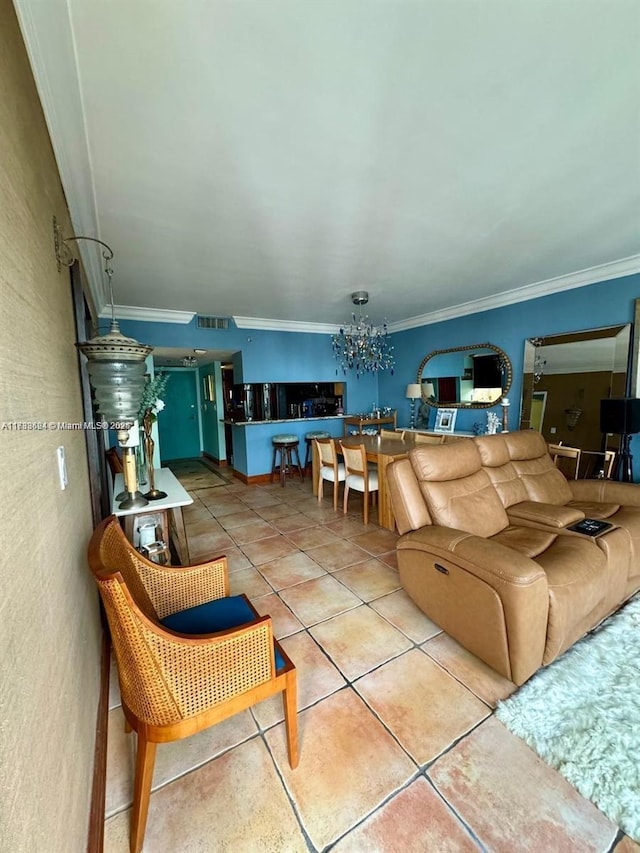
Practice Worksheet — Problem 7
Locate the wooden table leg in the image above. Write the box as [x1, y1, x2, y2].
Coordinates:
[311, 440, 320, 497]
[170, 506, 190, 565]
[375, 455, 396, 531]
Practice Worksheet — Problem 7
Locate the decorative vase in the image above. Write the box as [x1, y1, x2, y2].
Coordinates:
[136, 429, 148, 485]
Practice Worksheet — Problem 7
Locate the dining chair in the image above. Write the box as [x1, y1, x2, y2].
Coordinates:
[413, 433, 445, 445]
[548, 442, 582, 479]
[380, 429, 406, 440]
[88, 516, 298, 853]
[603, 449, 616, 478]
[315, 437, 346, 510]
[339, 442, 379, 525]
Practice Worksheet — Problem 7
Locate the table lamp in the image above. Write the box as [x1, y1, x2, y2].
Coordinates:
[406, 383, 421, 429]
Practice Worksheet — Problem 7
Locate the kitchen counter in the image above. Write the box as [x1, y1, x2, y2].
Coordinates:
[223, 415, 346, 426]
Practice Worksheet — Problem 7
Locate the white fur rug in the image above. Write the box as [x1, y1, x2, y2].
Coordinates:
[496, 594, 640, 841]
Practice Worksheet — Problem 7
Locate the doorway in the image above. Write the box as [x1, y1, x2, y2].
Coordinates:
[157, 370, 201, 461]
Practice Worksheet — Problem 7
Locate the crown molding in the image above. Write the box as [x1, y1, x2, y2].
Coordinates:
[233, 316, 341, 334]
[99, 305, 196, 324]
[388, 254, 640, 333]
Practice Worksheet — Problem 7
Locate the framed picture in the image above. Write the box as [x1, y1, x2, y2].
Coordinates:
[202, 374, 215, 402]
[434, 407, 457, 434]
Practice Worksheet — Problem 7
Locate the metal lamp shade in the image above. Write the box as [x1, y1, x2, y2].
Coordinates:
[76, 320, 153, 432]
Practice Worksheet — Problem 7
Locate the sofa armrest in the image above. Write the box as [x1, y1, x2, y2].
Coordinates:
[398, 525, 546, 586]
[506, 501, 584, 528]
[397, 525, 549, 684]
[568, 479, 640, 506]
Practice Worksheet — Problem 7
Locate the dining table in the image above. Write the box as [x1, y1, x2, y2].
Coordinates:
[311, 433, 417, 531]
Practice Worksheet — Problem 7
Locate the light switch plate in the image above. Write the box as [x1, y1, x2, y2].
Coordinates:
[56, 445, 68, 489]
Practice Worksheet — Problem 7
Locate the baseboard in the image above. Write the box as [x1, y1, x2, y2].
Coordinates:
[87, 627, 111, 853]
[202, 451, 228, 467]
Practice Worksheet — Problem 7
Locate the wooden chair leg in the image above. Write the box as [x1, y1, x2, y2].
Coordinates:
[343, 484, 349, 514]
[363, 491, 369, 525]
[282, 670, 299, 769]
[333, 481, 338, 511]
[124, 719, 132, 734]
[130, 734, 157, 853]
[318, 476, 324, 503]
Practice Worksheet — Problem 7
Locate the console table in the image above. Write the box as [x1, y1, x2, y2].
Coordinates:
[111, 467, 193, 564]
[343, 413, 397, 436]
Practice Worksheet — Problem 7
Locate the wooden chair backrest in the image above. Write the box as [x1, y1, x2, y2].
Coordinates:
[548, 443, 581, 479]
[380, 429, 405, 440]
[413, 433, 445, 445]
[603, 450, 616, 478]
[316, 437, 338, 467]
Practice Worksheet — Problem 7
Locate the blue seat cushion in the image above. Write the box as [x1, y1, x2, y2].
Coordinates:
[161, 595, 286, 672]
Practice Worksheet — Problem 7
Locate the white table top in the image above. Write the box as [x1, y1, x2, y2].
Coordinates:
[112, 467, 194, 517]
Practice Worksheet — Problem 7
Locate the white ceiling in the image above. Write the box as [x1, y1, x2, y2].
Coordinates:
[15, 0, 640, 330]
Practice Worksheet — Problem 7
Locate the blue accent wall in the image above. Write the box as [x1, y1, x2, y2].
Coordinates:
[121, 273, 640, 478]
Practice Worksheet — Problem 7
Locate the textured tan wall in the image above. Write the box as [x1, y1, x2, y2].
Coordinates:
[0, 2, 102, 850]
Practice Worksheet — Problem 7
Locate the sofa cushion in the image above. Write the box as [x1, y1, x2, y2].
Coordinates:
[475, 434, 531, 508]
[410, 443, 509, 537]
[490, 526, 559, 559]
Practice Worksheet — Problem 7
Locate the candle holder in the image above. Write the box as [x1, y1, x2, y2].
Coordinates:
[143, 410, 167, 500]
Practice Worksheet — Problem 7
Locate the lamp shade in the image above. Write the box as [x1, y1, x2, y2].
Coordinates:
[76, 320, 152, 425]
[406, 383, 421, 400]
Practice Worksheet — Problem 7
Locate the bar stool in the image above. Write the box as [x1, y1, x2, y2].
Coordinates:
[271, 434, 304, 487]
[303, 430, 331, 469]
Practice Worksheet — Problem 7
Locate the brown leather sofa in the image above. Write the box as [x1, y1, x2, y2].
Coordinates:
[387, 429, 640, 685]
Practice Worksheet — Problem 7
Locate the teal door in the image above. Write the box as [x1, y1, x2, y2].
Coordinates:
[157, 370, 201, 461]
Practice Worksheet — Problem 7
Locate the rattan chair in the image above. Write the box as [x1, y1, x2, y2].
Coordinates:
[339, 442, 379, 525]
[88, 516, 298, 853]
[315, 437, 346, 510]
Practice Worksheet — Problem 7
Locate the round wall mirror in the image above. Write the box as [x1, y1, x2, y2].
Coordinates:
[417, 343, 512, 410]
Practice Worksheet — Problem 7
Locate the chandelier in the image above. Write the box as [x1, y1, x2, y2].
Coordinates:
[332, 292, 394, 378]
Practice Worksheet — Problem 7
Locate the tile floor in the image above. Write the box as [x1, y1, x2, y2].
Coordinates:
[104, 464, 638, 853]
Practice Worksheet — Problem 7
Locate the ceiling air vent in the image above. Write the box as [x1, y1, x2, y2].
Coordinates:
[196, 315, 230, 330]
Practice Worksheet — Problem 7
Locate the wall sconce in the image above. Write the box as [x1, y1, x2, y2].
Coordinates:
[529, 337, 546, 385]
[406, 383, 421, 429]
[54, 217, 152, 509]
[564, 406, 583, 431]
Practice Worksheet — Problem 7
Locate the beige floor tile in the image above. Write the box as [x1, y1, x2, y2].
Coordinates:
[279, 574, 361, 626]
[183, 517, 224, 536]
[423, 632, 517, 707]
[199, 496, 245, 515]
[333, 558, 401, 602]
[355, 649, 490, 764]
[265, 689, 416, 851]
[324, 516, 371, 538]
[306, 539, 371, 572]
[217, 509, 261, 529]
[181, 506, 212, 523]
[229, 566, 274, 598]
[429, 717, 618, 853]
[348, 528, 399, 555]
[285, 524, 339, 550]
[222, 545, 253, 573]
[270, 512, 317, 533]
[252, 630, 347, 729]
[240, 535, 301, 565]
[186, 528, 236, 556]
[230, 518, 278, 544]
[299, 505, 344, 524]
[377, 550, 399, 570]
[310, 605, 412, 680]
[239, 491, 286, 508]
[255, 502, 299, 520]
[256, 551, 327, 590]
[615, 836, 640, 852]
[369, 589, 442, 643]
[105, 706, 258, 816]
[104, 737, 306, 853]
[331, 776, 480, 852]
[252, 592, 303, 638]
